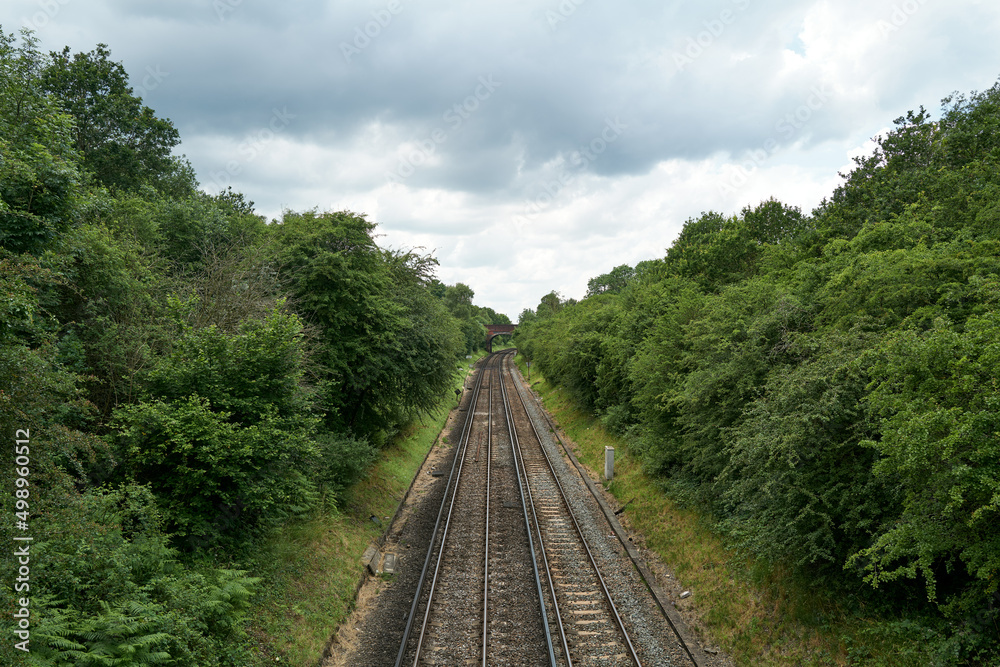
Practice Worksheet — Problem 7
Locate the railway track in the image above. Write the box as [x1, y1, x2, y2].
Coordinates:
[501, 352, 641, 666]
[394, 350, 690, 666]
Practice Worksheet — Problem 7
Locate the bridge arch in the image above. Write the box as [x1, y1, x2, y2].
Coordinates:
[484, 324, 516, 353]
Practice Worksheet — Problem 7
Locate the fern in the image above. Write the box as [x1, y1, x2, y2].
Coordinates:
[29, 600, 174, 666]
[201, 569, 261, 634]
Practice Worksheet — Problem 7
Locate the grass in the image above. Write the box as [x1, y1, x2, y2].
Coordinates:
[512, 354, 926, 667]
[242, 352, 485, 666]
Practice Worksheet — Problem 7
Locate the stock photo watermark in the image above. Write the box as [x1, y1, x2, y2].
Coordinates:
[213, 0, 243, 22]
[12, 428, 33, 652]
[877, 0, 928, 38]
[384, 75, 502, 184]
[545, 0, 587, 31]
[512, 116, 627, 233]
[340, 0, 407, 63]
[717, 81, 833, 195]
[208, 107, 296, 192]
[673, 0, 751, 72]
[134, 64, 169, 98]
[21, 0, 71, 31]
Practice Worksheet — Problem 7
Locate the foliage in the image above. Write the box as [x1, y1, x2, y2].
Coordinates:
[311, 431, 379, 506]
[0, 29, 82, 256]
[442, 282, 484, 353]
[40, 43, 190, 194]
[48, 222, 168, 415]
[437, 281, 511, 353]
[854, 310, 1000, 604]
[2, 28, 490, 665]
[586, 264, 635, 297]
[718, 331, 891, 570]
[9, 484, 258, 666]
[517, 78, 1000, 661]
[273, 210, 467, 442]
[384, 250, 465, 416]
[114, 308, 320, 541]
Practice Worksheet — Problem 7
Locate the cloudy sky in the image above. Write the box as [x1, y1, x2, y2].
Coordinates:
[4, 0, 1000, 318]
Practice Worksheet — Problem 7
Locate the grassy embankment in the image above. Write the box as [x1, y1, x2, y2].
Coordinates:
[242, 352, 484, 666]
[513, 354, 928, 667]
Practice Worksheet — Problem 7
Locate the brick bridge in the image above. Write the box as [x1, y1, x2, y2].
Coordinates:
[485, 324, 516, 352]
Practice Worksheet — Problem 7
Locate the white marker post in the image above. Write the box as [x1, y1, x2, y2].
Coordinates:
[605, 446, 614, 481]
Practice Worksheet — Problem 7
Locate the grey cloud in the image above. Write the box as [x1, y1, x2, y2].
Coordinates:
[4, 0, 1000, 316]
[19, 0, 874, 195]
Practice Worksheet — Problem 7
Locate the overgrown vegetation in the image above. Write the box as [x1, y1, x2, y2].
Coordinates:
[1, 28, 503, 665]
[516, 81, 1000, 665]
[517, 364, 853, 665]
[248, 356, 476, 665]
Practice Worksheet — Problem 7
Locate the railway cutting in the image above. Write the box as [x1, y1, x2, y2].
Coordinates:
[331, 351, 698, 666]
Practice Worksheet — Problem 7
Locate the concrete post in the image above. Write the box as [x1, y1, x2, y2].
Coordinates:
[605, 446, 614, 481]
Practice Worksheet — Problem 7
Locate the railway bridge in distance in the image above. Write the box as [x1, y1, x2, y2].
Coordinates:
[485, 324, 516, 352]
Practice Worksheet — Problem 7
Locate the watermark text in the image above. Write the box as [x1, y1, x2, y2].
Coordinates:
[12, 428, 33, 653]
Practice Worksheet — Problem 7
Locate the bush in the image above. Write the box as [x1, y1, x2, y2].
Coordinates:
[29, 485, 260, 666]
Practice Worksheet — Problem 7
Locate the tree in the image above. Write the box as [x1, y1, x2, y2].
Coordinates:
[383, 249, 464, 416]
[740, 198, 808, 245]
[115, 307, 320, 541]
[518, 307, 538, 326]
[272, 210, 463, 441]
[663, 211, 762, 291]
[1, 28, 50, 141]
[586, 264, 635, 297]
[0, 28, 82, 256]
[475, 305, 511, 325]
[443, 282, 475, 318]
[854, 314, 1000, 607]
[443, 283, 494, 353]
[41, 43, 188, 193]
[537, 290, 563, 318]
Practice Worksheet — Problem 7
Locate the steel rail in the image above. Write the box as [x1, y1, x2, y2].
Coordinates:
[497, 350, 560, 666]
[480, 365, 493, 666]
[410, 355, 495, 665]
[505, 351, 643, 666]
[393, 354, 491, 667]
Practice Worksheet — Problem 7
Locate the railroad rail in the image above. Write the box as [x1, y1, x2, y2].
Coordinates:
[394, 350, 679, 665]
[501, 352, 641, 666]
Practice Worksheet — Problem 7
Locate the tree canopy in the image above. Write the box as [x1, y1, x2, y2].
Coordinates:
[40, 43, 191, 194]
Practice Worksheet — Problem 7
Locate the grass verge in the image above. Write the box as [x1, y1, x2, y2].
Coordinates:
[242, 352, 484, 666]
[513, 354, 926, 667]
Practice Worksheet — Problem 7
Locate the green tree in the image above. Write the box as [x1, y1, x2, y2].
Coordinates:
[29, 486, 260, 666]
[0, 28, 82, 256]
[537, 290, 563, 318]
[586, 264, 635, 297]
[382, 249, 463, 417]
[718, 330, 891, 571]
[443, 282, 475, 318]
[443, 282, 484, 352]
[41, 43, 190, 194]
[517, 307, 538, 326]
[48, 223, 167, 416]
[114, 307, 320, 541]
[855, 312, 1000, 606]
[740, 197, 808, 245]
[273, 210, 462, 441]
[474, 305, 511, 325]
